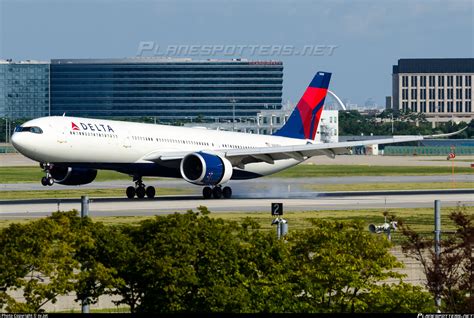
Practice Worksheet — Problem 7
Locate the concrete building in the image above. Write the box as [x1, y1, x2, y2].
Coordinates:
[50, 58, 283, 120]
[0, 60, 50, 119]
[385, 96, 392, 110]
[184, 109, 339, 143]
[392, 58, 474, 127]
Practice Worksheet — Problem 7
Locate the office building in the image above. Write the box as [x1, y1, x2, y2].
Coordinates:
[184, 109, 339, 143]
[0, 60, 50, 119]
[50, 58, 283, 120]
[392, 58, 474, 126]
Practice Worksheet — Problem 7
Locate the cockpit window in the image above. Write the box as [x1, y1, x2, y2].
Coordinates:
[14, 126, 43, 134]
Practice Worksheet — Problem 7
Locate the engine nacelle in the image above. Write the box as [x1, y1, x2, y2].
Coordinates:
[50, 166, 98, 185]
[180, 152, 233, 186]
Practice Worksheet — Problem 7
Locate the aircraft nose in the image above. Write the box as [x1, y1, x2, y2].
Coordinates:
[11, 132, 27, 152]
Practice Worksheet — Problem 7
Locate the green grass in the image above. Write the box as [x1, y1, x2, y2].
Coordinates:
[93, 206, 474, 244]
[1, 164, 472, 184]
[0, 166, 164, 183]
[0, 187, 191, 200]
[2, 206, 471, 237]
[271, 164, 473, 178]
[211, 206, 472, 231]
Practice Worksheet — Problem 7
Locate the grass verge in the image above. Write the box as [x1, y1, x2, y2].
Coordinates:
[0, 166, 133, 183]
[0, 187, 191, 200]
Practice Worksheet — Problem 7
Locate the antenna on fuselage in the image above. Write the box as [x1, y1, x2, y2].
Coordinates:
[62, 113, 66, 117]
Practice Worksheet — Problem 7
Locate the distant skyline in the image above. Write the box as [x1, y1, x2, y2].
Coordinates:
[1, 0, 473, 105]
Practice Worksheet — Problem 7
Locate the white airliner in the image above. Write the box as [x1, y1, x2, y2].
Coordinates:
[11, 72, 463, 199]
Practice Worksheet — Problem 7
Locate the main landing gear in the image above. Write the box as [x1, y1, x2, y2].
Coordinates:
[126, 176, 155, 199]
[202, 185, 232, 199]
[40, 163, 54, 186]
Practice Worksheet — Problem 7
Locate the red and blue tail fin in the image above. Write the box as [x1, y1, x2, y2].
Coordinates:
[273, 71, 331, 140]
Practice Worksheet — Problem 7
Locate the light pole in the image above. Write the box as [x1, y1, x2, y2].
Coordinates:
[434, 200, 441, 312]
[391, 112, 394, 134]
[4, 118, 7, 144]
[4, 117, 11, 144]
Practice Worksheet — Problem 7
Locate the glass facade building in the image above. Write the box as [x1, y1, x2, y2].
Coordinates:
[50, 58, 283, 120]
[0, 60, 50, 119]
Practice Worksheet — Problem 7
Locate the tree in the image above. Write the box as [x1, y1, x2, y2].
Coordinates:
[359, 282, 434, 313]
[112, 212, 434, 313]
[0, 118, 29, 143]
[123, 207, 256, 313]
[339, 110, 471, 138]
[0, 211, 116, 312]
[399, 205, 473, 312]
[0, 211, 86, 312]
[73, 220, 121, 310]
[287, 219, 434, 313]
[0, 208, 439, 313]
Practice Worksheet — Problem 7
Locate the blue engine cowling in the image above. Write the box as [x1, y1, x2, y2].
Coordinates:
[50, 166, 98, 185]
[180, 152, 233, 185]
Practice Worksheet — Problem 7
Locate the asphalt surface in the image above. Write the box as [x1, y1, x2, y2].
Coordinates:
[1, 190, 472, 219]
[1, 153, 472, 219]
[2, 174, 473, 192]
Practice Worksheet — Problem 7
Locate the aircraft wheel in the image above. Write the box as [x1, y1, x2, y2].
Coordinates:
[202, 187, 212, 199]
[136, 186, 146, 199]
[47, 177, 54, 186]
[41, 177, 48, 186]
[126, 186, 136, 199]
[223, 186, 232, 199]
[146, 186, 156, 199]
[212, 186, 222, 199]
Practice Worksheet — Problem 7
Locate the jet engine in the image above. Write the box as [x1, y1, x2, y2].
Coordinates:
[49, 166, 98, 185]
[180, 152, 233, 185]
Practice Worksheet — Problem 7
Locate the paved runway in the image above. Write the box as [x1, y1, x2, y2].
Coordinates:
[1, 190, 472, 219]
[2, 174, 473, 192]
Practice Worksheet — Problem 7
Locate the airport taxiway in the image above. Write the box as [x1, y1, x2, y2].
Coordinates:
[1, 174, 473, 192]
[1, 153, 472, 219]
[1, 190, 472, 219]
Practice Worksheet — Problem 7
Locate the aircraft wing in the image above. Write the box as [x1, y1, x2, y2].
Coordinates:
[141, 128, 466, 166]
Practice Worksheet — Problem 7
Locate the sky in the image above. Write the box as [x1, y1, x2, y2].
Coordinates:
[1, 0, 473, 106]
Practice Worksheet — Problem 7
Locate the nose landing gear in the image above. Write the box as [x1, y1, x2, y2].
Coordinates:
[40, 163, 54, 186]
[202, 185, 232, 199]
[126, 176, 155, 199]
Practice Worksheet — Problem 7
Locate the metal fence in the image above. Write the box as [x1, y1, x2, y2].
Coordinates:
[383, 146, 474, 156]
[0, 145, 16, 153]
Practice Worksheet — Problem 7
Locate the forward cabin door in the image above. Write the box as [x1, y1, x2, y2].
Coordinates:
[57, 122, 68, 144]
[122, 130, 132, 149]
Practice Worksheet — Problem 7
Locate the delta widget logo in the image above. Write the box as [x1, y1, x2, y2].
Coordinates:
[71, 122, 115, 133]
